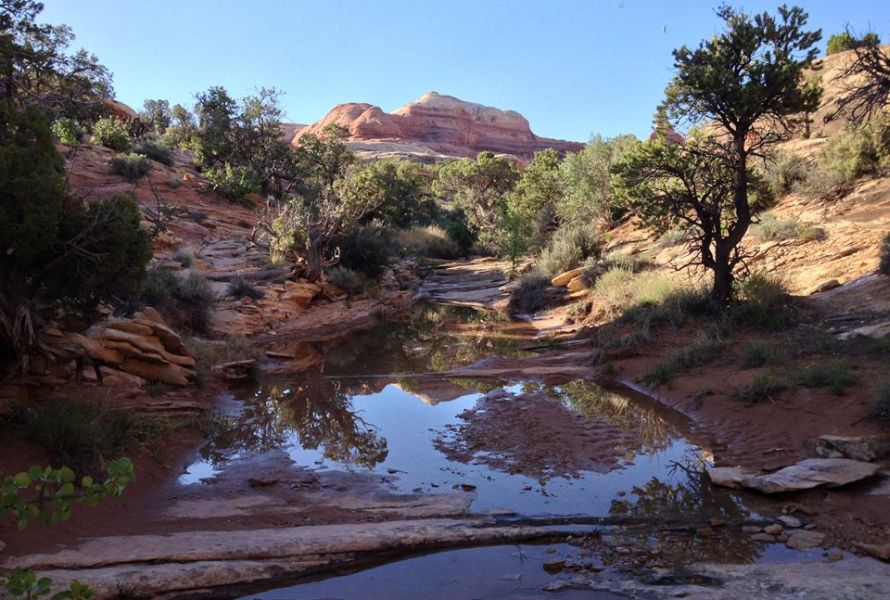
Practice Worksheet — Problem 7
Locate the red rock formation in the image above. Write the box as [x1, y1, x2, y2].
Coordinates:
[290, 92, 584, 161]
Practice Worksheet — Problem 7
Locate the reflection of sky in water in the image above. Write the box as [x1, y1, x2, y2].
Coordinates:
[181, 381, 712, 517]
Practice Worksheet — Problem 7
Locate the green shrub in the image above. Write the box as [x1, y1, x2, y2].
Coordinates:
[393, 225, 462, 259]
[734, 373, 788, 403]
[172, 249, 192, 267]
[51, 117, 79, 145]
[334, 223, 396, 277]
[654, 227, 687, 249]
[603, 251, 651, 273]
[174, 272, 217, 333]
[750, 214, 826, 242]
[141, 268, 216, 334]
[826, 31, 880, 55]
[819, 116, 890, 182]
[880, 233, 890, 275]
[226, 276, 264, 300]
[795, 362, 854, 395]
[868, 380, 890, 425]
[731, 272, 790, 330]
[538, 223, 602, 276]
[437, 214, 476, 253]
[13, 400, 153, 472]
[764, 152, 809, 196]
[326, 265, 375, 296]
[91, 116, 130, 151]
[742, 342, 781, 368]
[508, 270, 560, 315]
[641, 363, 676, 388]
[205, 162, 261, 202]
[132, 138, 174, 166]
[110, 153, 153, 181]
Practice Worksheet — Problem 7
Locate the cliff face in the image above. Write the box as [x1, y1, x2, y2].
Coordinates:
[289, 92, 584, 161]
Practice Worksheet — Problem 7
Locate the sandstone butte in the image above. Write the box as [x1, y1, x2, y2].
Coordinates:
[287, 91, 584, 162]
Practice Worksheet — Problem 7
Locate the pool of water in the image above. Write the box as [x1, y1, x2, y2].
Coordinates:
[182, 305, 755, 522]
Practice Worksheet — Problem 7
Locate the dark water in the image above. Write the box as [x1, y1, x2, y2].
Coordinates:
[179, 305, 778, 599]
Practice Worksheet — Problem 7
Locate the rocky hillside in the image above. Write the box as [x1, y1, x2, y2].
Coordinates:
[287, 91, 584, 162]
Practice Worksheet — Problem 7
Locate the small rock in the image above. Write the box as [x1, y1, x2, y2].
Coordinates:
[786, 529, 825, 551]
[742, 525, 762, 534]
[543, 559, 566, 573]
[804, 523, 818, 530]
[764, 524, 783, 535]
[247, 477, 278, 488]
[777, 515, 803, 528]
[825, 549, 844, 562]
[857, 542, 890, 561]
[696, 527, 716, 537]
[709, 518, 728, 528]
[776, 533, 789, 543]
[459, 483, 477, 492]
[813, 279, 841, 294]
[751, 533, 776, 543]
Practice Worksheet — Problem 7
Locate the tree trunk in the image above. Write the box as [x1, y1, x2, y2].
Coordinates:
[710, 243, 735, 307]
[304, 228, 326, 283]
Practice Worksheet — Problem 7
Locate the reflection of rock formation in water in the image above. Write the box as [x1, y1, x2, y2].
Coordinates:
[433, 382, 685, 482]
[393, 379, 474, 405]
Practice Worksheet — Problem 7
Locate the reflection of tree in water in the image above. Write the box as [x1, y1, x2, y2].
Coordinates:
[323, 304, 528, 376]
[201, 355, 388, 469]
[558, 381, 677, 454]
[609, 456, 761, 564]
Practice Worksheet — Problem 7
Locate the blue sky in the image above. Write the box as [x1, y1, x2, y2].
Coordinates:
[42, 1, 889, 141]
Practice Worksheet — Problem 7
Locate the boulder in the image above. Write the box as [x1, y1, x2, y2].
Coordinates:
[707, 466, 754, 489]
[785, 529, 825, 551]
[566, 276, 585, 293]
[551, 267, 585, 288]
[743, 458, 880, 494]
[816, 434, 890, 462]
[120, 358, 194, 387]
[858, 543, 890, 561]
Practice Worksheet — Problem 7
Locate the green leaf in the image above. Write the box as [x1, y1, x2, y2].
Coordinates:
[12, 473, 31, 488]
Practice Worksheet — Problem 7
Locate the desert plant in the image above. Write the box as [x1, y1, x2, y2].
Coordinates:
[508, 270, 560, 315]
[538, 222, 602, 276]
[205, 162, 262, 202]
[51, 117, 79, 146]
[763, 152, 809, 196]
[172, 249, 192, 267]
[826, 31, 880, 56]
[226, 276, 264, 300]
[641, 363, 676, 388]
[132, 138, 174, 166]
[819, 116, 890, 182]
[734, 373, 789, 403]
[91, 116, 130, 151]
[110, 153, 152, 181]
[868, 380, 890, 425]
[141, 268, 216, 334]
[393, 225, 462, 259]
[325, 265, 375, 296]
[730, 272, 790, 330]
[742, 342, 781, 368]
[750, 214, 826, 242]
[879, 233, 890, 275]
[333, 223, 396, 277]
[795, 362, 854, 395]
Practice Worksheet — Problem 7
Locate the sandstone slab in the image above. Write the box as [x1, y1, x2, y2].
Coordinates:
[743, 458, 880, 494]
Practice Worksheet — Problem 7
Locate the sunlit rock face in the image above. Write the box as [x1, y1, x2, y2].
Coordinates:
[288, 91, 584, 161]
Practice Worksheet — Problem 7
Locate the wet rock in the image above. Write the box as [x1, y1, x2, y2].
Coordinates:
[857, 543, 890, 561]
[825, 549, 844, 562]
[707, 466, 754, 489]
[709, 518, 727, 528]
[248, 478, 278, 488]
[764, 524, 783, 535]
[751, 533, 776, 543]
[786, 529, 825, 551]
[778, 515, 803, 528]
[816, 434, 890, 462]
[742, 525, 762, 534]
[543, 559, 566, 573]
[743, 458, 880, 494]
[213, 359, 257, 381]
